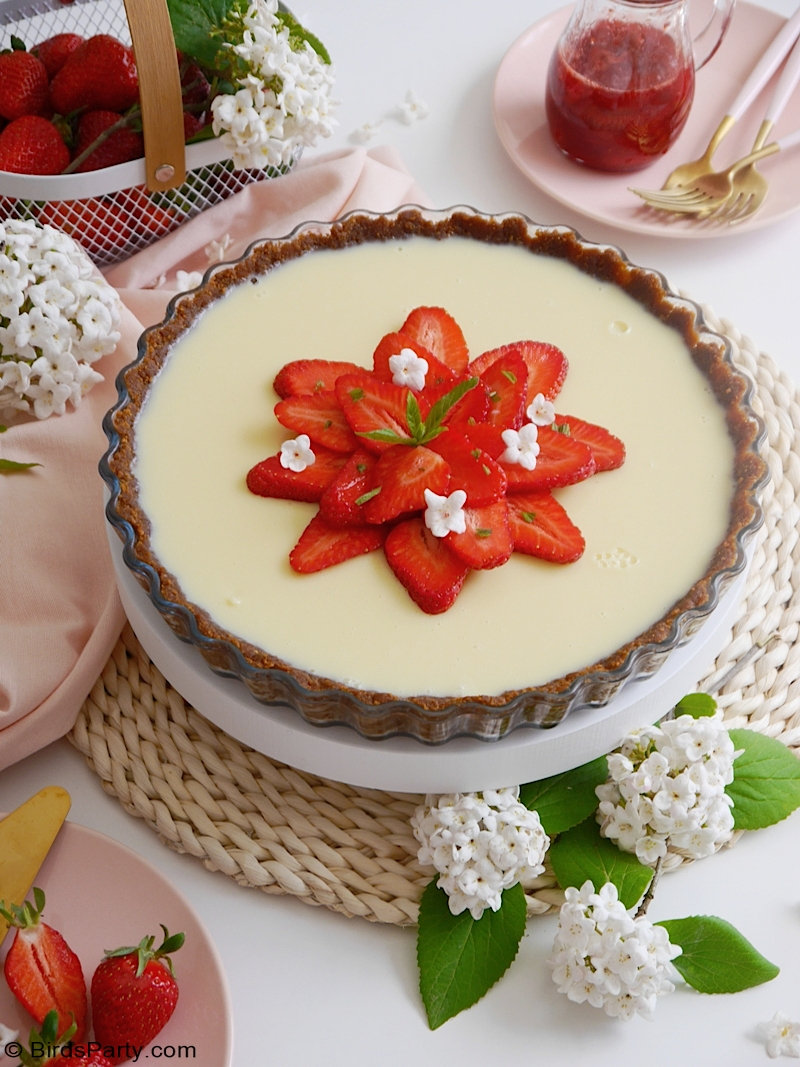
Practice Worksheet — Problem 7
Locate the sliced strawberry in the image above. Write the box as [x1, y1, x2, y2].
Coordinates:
[290, 512, 385, 572]
[478, 348, 529, 429]
[447, 500, 513, 570]
[318, 450, 378, 526]
[274, 391, 359, 453]
[429, 431, 507, 506]
[1, 888, 88, 1042]
[246, 446, 346, 502]
[384, 516, 470, 614]
[400, 306, 470, 374]
[372, 330, 457, 393]
[507, 491, 585, 562]
[362, 444, 450, 524]
[553, 413, 626, 472]
[273, 358, 363, 398]
[425, 374, 489, 430]
[504, 426, 596, 491]
[335, 371, 411, 454]
[469, 340, 568, 404]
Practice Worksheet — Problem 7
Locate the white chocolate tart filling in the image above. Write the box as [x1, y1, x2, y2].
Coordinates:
[132, 235, 734, 700]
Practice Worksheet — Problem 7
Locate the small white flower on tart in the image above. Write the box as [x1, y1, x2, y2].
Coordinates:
[424, 487, 467, 538]
[388, 347, 428, 391]
[526, 392, 556, 426]
[279, 433, 315, 472]
[500, 423, 540, 470]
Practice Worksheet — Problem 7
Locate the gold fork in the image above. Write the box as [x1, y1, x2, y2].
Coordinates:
[631, 5, 800, 200]
[631, 28, 800, 217]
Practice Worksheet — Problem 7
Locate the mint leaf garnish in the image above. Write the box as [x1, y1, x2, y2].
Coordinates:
[406, 393, 424, 440]
[520, 756, 608, 836]
[658, 915, 779, 993]
[675, 692, 718, 718]
[548, 817, 653, 909]
[727, 728, 800, 830]
[417, 879, 526, 1029]
[416, 378, 477, 445]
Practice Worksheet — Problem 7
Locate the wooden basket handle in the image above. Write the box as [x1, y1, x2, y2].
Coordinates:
[122, 0, 187, 191]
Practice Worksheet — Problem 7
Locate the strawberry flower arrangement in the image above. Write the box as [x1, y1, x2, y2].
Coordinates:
[246, 305, 625, 612]
[411, 694, 800, 1030]
[0, 218, 120, 424]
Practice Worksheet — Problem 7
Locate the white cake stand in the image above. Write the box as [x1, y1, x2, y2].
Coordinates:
[109, 526, 748, 793]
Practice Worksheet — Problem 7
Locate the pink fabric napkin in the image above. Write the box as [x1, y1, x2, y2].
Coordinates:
[0, 145, 430, 772]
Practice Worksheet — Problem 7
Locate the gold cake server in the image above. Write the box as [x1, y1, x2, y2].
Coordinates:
[0, 786, 71, 947]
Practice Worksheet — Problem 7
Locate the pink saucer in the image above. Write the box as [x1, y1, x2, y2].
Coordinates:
[493, 2, 800, 238]
[0, 820, 233, 1066]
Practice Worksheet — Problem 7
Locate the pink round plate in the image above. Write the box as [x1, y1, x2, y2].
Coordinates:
[493, 2, 800, 238]
[0, 820, 233, 1065]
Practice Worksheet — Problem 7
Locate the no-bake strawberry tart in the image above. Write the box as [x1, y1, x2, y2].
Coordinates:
[102, 208, 766, 743]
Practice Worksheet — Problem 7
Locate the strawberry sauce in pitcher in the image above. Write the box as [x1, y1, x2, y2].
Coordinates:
[544, 0, 734, 173]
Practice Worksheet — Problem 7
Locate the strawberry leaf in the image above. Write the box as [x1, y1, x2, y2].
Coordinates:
[417, 879, 526, 1029]
[519, 756, 608, 836]
[548, 817, 653, 909]
[727, 729, 800, 830]
[657, 915, 779, 993]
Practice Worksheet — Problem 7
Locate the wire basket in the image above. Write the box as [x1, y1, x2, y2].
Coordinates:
[0, 0, 291, 266]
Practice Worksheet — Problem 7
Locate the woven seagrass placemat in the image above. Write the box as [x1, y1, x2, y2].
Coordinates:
[69, 309, 800, 926]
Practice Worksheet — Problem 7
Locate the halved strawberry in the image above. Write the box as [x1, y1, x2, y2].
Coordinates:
[318, 450, 378, 526]
[469, 340, 568, 403]
[1, 888, 88, 1042]
[273, 358, 363, 399]
[400, 306, 470, 375]
[290, 513, 385, 572]
[246, 447, 346, 502]
[447, 500, 513, 569]
[553, 414, 626, 472]
[335, 371, 411, 454]
[274, 391, 359, 453]
[507, 491, 585, 562]
[504, 426, 596, 491]
[429, 431, 507, 506]
[362, 444, 450, 524]
[478, 348, 529, 429]
[384, 516, 470, 614]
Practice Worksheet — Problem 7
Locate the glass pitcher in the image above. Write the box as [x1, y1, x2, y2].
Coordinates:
[545, 0, 736, 172]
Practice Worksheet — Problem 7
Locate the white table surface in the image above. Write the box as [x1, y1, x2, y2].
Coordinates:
[3, 0, 800, 1063]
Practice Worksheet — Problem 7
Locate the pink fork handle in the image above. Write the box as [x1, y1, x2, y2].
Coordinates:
[763, 33, 800, 126]
[727, 4, 800, 120]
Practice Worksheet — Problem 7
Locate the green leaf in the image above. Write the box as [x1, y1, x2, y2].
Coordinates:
[417, 378, 477, 444]
[657, 915, 779, 993]
[406, 393, 424, 441]
[0, 458, 40, 473]
[417, 879, 526, 1029]
[548, 818, 653, 910]
[167, 0, 236, 68]
[674, 692, 718, 718]
[727, 729, 800, 830]
[519, 756, 608, 836]
[357, 428, 410, 445]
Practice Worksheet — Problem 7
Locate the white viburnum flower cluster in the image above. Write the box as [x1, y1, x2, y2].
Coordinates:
[411, 787, 550, 920]
[0, 220, 121, 421]
[549, 880, 681, 1019]
[211, 0, 336, 170]
[596, 711, 739, 865]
